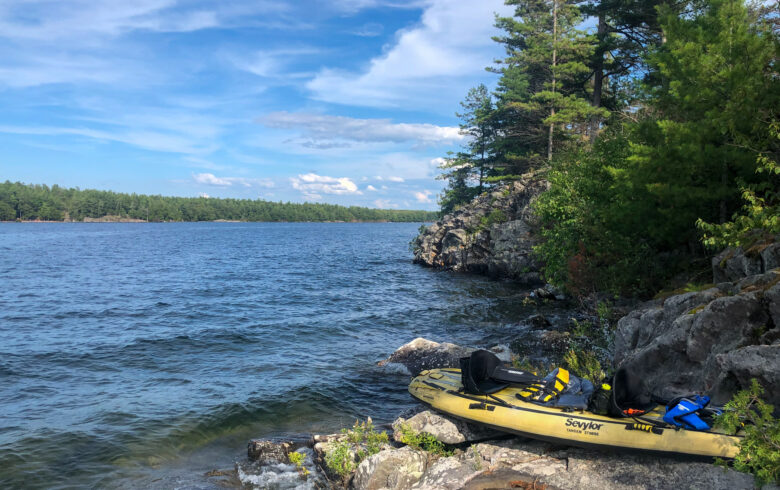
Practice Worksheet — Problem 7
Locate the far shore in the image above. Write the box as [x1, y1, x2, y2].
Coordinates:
[1, 219, 436, 224]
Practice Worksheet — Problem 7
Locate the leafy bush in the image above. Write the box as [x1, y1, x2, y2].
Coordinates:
[698, 121, 780, 249]
[396, 424, 452, 456]
[714, 379, 780, 484]
[324, 441, 355, 478]
[563, 348, 606, 384]
[324, 418, 389, 478]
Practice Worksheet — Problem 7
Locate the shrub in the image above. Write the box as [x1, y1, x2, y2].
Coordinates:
[714, 379, 780, 484]
[324, 418, 389, 478]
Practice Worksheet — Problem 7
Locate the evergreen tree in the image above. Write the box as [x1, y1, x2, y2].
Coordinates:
[493, 0, 607, 167]
[455, 84, 496, 192]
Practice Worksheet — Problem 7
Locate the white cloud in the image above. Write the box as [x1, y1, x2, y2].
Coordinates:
[306, 0, 512, 107]
[259, 112, 462, 147]
[366, 185, 378, 191]
[387, 176, 405, 182]
[0, 124, 215, 154]
[414, 190, 433, 203]
[193, 172, 274, 188]
[230, 47, 319, 79]
[290, 173, 362, 199]
[430, 157, 447, 167]
[199, 192, 210, 198]
[373, 199, 398, 209]
[352, 22, 384, 37]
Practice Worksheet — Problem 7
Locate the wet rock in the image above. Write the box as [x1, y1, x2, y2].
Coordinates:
[353, 446, 428, 490]
[528, 314, 552, 330]
[238, 446, 325, 489]
[411, 173, 548, 285]
[378, 338, 511, 377]
[392, 409, 504, 445]
[247, 439, 299, 463]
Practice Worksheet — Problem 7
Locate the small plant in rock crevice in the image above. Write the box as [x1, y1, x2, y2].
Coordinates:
[396, 423, 453, 457]
[287, 451, 309, 478]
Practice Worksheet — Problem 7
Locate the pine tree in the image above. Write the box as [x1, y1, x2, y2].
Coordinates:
[455, 84, 497, 192]
[627, 0, 779, 248]
[493, 0, 607, 169]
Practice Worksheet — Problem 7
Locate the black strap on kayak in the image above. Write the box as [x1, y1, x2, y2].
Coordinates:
[625, 423, 664, 435]
[469, 402, 496, 411]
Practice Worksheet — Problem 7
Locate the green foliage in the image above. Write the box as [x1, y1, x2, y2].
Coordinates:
[396, 424, 453, 457]
[474, 209, 508, 234]
[0, 181, 437, 223]
[714, 379, 780, 484]
[325, 418, 389, 478]
[287, 451, 310, 478]
[324, 441, 355, 478]
[698, 122, 780, 248]
[533, 129, 662, 295]
[563, 348, 605, 384]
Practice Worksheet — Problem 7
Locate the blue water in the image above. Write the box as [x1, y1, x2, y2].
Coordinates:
[0, 223, 541, 488]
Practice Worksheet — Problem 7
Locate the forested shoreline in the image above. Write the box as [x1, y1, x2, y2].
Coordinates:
[0, 181, 437, 222]
[438, 0, 779, 296]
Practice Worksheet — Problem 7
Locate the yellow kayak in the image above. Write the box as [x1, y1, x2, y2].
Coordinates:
[409, 368, 741, 458]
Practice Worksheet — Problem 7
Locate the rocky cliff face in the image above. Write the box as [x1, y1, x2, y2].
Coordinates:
[614, 239, 780, 408]
[411, 173, 548, 285]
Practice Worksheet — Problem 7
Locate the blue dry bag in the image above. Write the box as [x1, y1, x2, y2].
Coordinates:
[663, 395, 711, 430]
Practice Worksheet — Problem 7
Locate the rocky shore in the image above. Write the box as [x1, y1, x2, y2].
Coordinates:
[411, 173, 548, 286]
[224, 234, 779, 489]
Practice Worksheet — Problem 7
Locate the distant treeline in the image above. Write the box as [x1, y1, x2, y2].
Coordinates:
[0, 181, 437, 222]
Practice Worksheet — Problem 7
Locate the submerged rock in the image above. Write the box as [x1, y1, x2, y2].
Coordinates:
[411, 173, 549, 285]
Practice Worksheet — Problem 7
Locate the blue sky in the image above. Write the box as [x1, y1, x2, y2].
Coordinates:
[0, 0, 513, 210]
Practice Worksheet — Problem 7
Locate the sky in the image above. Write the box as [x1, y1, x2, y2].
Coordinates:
[0, 0, 514, 210]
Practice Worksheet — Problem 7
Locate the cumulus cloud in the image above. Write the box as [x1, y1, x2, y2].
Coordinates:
[414, 190, 433, 203]
[366, 185, 378, 191]
[373, 199, 398, 209]
[291, 173, 362, 199]
[306, 0, 512, 107]
[259, 112, 462, 147]
[193, 172, 274, 188]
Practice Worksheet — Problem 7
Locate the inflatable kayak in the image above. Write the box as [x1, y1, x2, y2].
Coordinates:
[409, 368, 742, 458]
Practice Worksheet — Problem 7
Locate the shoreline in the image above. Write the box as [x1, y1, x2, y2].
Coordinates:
[0, 219, 436, 224]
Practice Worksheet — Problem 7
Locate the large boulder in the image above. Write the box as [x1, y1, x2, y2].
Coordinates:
[392, 409, 503, 445]
[614, 269, 780, 407]
[411, 173, 549, 285]
[378, 337, 511, 377]
[352, 446, 428, 490]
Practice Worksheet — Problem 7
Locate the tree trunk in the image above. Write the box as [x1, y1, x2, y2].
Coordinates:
[548, 0, 558, 162]
[589, 13, 606, 143]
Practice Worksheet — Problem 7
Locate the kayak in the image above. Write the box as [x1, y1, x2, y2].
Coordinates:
[409, 368, 742, 458]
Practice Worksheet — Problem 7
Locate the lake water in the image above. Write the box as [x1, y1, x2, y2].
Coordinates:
[0, 222, 545, 488]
